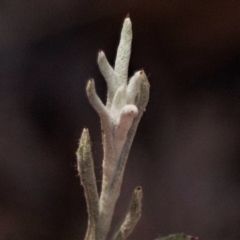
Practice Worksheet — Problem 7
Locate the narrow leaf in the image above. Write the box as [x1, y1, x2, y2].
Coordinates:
[113, 186, 143, 240]
[76, 128, 99, 240]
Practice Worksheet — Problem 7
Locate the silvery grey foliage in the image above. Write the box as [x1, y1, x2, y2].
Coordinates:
[155, 233, 198, 240]
[76, 16, 150, 240]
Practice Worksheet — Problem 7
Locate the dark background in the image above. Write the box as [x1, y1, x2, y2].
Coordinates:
[1, 1, 240, 239]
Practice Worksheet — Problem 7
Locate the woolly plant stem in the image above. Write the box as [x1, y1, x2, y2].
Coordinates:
[76, 14, 199, 240]
[77, 16, 150, 240]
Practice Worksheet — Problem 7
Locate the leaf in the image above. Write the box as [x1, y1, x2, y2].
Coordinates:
[156, 233, 198, 240]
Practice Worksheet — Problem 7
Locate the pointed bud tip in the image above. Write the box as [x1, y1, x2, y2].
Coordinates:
[87, 78, 94, 85]
[86, 79, 92, 90]
[79, 128, 91, 149]
[136, 186, 142, 191]
[98, 50, 104, 56]
[97, 50, 105, 60]
[80, 127, 88, 139]
[83, 127, 89, 133]
[189, 237, 198, 240]
[125, 13, 130, 19]
[134, 186, 143, 200]
[86, 78, 95, 95]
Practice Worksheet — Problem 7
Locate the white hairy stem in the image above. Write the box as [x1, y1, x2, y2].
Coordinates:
[98, 51, 117, 104]
[86, 79, 109, 120]
[110, 85, 127, 122]
[86, 78, 116, 168]
[114, 104, 138, 158]
[114, 17, 132, 85]
[79, 16, 150, 240]
[127, 71, 143, 104]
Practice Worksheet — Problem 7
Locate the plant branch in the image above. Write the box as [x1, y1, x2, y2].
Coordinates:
[78, 16, 150, 240]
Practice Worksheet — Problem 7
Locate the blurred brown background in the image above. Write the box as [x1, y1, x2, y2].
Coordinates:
[1, 1, 240, 239]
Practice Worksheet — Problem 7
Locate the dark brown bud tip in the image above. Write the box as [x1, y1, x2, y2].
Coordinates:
[189, 236, 199, 240]
[136, 186, 142, 191]
[125, 13, 130, 19]
[98, 49, 102, 54]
